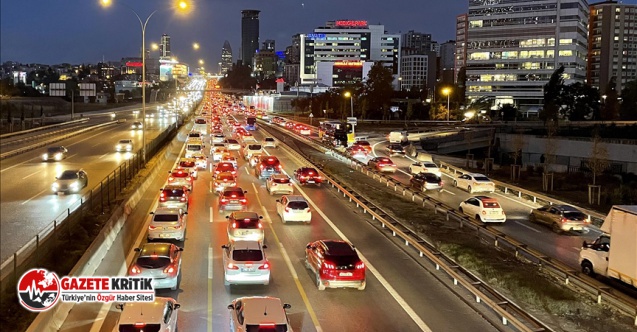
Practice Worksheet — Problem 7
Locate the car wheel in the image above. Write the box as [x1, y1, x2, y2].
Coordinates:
[281, 215, 287, 224]
[458, 207, 463, 213]
[581, 261, 595, 276]
[529, 214, 537, 223]
[316, 273, 325, 291]
[476, 214, 483, 222]
[551, 222, 562, 234]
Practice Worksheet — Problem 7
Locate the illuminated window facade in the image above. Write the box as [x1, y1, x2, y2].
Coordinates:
[300, 20, 401, 87]
[588, 1, 637, 93]
[466, 0, 589, 110]
[400, 55, 433, 91]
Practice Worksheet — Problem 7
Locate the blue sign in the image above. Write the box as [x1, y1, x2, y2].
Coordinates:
[307, 33, 326, 40]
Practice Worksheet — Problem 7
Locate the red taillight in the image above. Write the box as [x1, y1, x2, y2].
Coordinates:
[322, 261, 335, 270]
[278, 165, 282, 169]
[221, 198, 228, 203]
[134, 323, 146, 327]
[355, 261, 365, 270]
[231, 170, 236, 174]
[130, 265, 141, 275]
[285, 207, 290, 212]
[163, 266, 176, 275]
[168, 177, 174, 181]
[259, 261, 270, 270]
[231, 194, 236, 198]
[160, 197, 166, 202]
[561, 217, 568, 223]
[240, 198, 247, 204]
[227, 263, 239, 270]
[149, 225, 157, 230]
[260, 165, 265, 169]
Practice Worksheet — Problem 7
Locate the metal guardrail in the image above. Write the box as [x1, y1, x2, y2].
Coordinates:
[260, 119, 637, 325]
[262, 124, 552, 332]
[0, 118, 89, 139]
[0, 120, 116, 160]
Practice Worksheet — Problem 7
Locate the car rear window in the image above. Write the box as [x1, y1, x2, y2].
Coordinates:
[248, 145, 262, 150]
[232, 250, 263, 261]
[324, 254, 359, 269]
[187, 145, 201, 151]
[564, 211, 587, 220]
[153, 214, 179, 222]
[119, 324, 162, 332]
[195, 119, 206, 124]
[179, 161, 195, 168]
[265, 138, 275, 142]
[287, 201, 309, 210]
[119, 140, 131, 144]
[262, 157, 280, 166]
[423, 163, 438, 168]
[246, 325, 287, 332]
[483, 202, 501, 208]
[47, 147, 63, 153]
[474, 176, 491, 182]
[356, 141, 370, 146]
[163, 189, 184, 197]
[234, 218, 260, 229]
[189, 133, 201, 138]
[217, 174, 235, 181]
[224, 190, 244, 198]
[273, 177, 290, 184]
[423, 174, 441, 182]
[59, 171, 78, 180]
[136, 256, 170, 269]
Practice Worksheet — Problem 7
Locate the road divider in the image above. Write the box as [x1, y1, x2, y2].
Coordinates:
[0, 118, 89, 140]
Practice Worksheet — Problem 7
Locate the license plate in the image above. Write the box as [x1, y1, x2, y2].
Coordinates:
[339, 272, 353, 277]
[241, 268, 254, 272]
[159, 233, 169, 238]
[307, 180, 315, 183]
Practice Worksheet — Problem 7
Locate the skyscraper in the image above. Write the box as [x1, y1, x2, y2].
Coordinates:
[160, 34, 171, 58]
[465, 0, 588, 111]
[221, 40, 233, 75]
[588, 0, 637, 93]
[455, 14, 468, 83]
[401, 31, 432, 55]
[440, 40, 456, 83]
[241, 10, 260, 67]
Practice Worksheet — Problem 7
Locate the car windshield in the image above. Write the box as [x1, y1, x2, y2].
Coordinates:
[224, 191, 244, 198]
[564, 211, 587, 220]
[195, 119, 206, 124]
[356, 141, 370, 146]
[189, 133, 200, 138]
[136, 256, 170, 269]
[423, 174, 441, 182]
[179, 161, 195, 168]
[153, 214, 179, 222]
[265, 138, 274, 142]
[423, 163, 438, 168]
[474, 176, 491, 182]
[248, 145, 262, 150]
[234, 218, 260, 229]
[47, 147, 62, 153]
[187, 145, 201, 151]
[227, 139, 238, 143]
[287, 201, 309, 210]
[119, 140, 130, 144]
[58, 171, 78, 180]
[232, 249, 263, 261]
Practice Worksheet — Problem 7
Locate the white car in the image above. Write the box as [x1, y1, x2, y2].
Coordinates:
[178, 157, 198, 179]
[263, 137, 277, 148]
[221, 241, 270, 286]
[228, 297, 293, 332]
[454, 173, 496, 193]
[459, 196, 506, 223]
[242, 144, 263, 161]
[266, 174, 294, 195]
[115, 139, 133, 152]
[191, 152, 208, 170]
[115, 297, 180, 332]
[276, 195, 311, 223]
[148, 208, 187, 241]
[409, 161, 442, 177]
[249, 153, 263, 168]
[187, 132, 203, 142]
[226, 212, 265, 242]
[240, 134, 258, 144]
[220, 155, 238, 169]
[225, 139, 241, 151]
[212, 147, 230, 162]
[212, 133, 226, 143]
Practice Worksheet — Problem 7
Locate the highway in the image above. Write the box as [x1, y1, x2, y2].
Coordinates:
[57, 104, 502, 331]
[0, 106, 177, 262]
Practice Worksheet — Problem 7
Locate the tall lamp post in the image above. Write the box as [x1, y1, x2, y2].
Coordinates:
[100, 0, 188, 162]
[442, 87, 451, 122]
[344, 91, 355, 137]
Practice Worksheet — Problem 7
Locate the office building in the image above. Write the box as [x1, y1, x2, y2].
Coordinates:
[440, 40, 456, 83]
[299, 20, 400, 87]
[241, 10, 260, 67]
[253, 49, 278, 79]
[401, 31, 432, 55]
[160, 34, 171, 58]
[400, 52, 437, 92]
[588, 0, 637, 93]
[285, 34, 302, 64]
[262, 39, 275, 51]
[465, 0, 589, 111]
[455, 14, 469, 83]
[221, 40, 233, 75]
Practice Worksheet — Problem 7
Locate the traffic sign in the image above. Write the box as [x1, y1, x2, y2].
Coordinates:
[347, 117, 357, 125]
[309, 113, 314, 118]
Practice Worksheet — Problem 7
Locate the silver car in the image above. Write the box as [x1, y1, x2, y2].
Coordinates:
[222, 241, 270, 286]
[52, 169, 88, 194]
[115, 139, 133, 152]
[129, 242, 183, 290]
[529, 204, 590, 233]
[226, 211, 264, 242]
[263, 137, 277, 149]
[266, 174, 294, 195]
[148, 208, 187, 241]
[228, 297, 293, 332]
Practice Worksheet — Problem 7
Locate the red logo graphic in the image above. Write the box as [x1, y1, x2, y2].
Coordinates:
[17, 269, 60, 312]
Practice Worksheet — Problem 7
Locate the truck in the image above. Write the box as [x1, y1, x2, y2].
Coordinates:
[579, 205, 637, 287]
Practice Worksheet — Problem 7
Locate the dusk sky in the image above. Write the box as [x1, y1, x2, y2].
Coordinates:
[1, 0, 467, 68]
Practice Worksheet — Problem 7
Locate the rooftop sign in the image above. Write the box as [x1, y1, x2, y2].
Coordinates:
[335, 20, 368, 28]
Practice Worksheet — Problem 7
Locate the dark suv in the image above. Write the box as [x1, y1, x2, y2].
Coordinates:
[219, 187, 248, 213]
[386, 143, 405, 157]
[293, 167, 323, 185]
[255, 156, 282, 179]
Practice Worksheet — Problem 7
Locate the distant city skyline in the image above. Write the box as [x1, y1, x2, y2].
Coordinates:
[0, 0, 468, 68]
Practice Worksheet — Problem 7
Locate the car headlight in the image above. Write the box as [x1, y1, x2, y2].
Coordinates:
[116, 145, 121, 149]
[55, 153, 62, 160]
[70, 182, 79, 189]
[42, 153, 48, 159]
[51, 183, 59, 191]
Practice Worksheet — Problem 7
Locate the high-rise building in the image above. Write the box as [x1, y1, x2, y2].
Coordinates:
[241, 10, 260, 67]
[262, 39, 275, 51]
[465, 0, 588, 111]
[440, 40, 456, 83]
[160, 34, 171, 58]
[285, 34, 302, 64]
[588, 0, 637, 93]
[401, 31, 432, 55]
[455, 14, 468, 83]
[300, 20, 401, 87]
[400, 52, 437, 92]
[221, 40, 233, 75]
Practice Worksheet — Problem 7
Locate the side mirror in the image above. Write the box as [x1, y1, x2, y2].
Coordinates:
[173, 303, 181, 310]
[244, 190, 248, 194]
[149, 212, 155, 215]
[183, 212, 188, 215]
[306, 244, 311, 249]
[134, 248, 141, 252]
[283, 303, 291, 309]
[116, 303, 124, 311]
[178, 247, 184, 251]
[227, 304, 234, 310]
[262, 244, 268, 249]
[226, 216, 230, 219]
[168, 171, 171, 174]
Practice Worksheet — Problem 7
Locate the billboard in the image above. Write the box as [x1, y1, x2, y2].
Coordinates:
[49, 83, 66, 96]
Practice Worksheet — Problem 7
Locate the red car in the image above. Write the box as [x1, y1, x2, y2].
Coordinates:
[213, 162, 237, 177]
[285, 122, 295, 130]
[305, 240, 366, 290]
[353, 140, 372, 153]
[167, 168, 194, 190]
[346, 145, 368, 157]
[294, 167, 323, 185]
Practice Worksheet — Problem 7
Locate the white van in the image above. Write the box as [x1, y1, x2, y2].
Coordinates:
[185, 139, 205, 158]
[388, 131, 407, 144]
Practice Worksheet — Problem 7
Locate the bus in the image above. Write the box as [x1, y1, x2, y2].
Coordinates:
[246, 116, 257, 131]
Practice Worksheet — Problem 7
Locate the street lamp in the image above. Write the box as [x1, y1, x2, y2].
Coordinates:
[199, 59, 204, 65]
[193, 42, 200, 50]
[100, 0, 189, 162]
[344, 91, 355, 137]
[442, 87, 451, 122]
[151, 43, 159, 50]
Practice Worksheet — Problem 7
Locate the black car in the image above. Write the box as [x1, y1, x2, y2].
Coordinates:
[410, 172, 443, 192]
[386, 143, 405, 157]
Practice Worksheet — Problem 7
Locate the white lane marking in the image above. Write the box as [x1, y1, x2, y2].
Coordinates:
[493, 192, 538, 209]
[98, 152, 109, 159]
[371, 141, 383, 158]
[245, 166, 250, 175]
[440, 189, 456, 196]
[210, 206, 214, 223]
[209, 180, 213, 193]
[261, 205, 273, 223]
[397, 169, 411, 176]
[208, 246, 214, 279]
[21, 189, 48, 205]
[22, 170, 40, 179]
[513, 220, 541, 233]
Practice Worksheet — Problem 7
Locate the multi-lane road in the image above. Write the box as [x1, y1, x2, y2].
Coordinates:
[0, 106, 177, 262]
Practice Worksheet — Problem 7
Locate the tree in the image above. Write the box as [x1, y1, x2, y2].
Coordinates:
[619, 79, 637, 120]
[588, 131, 610, 186]
[561, 82, 600, 121]
[219, 63, 256, 90]
[541, 66, 565, 123]
[601, 77, 620, 120]
[428, 103, 447, 120]
[364, 62, 394, 120]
